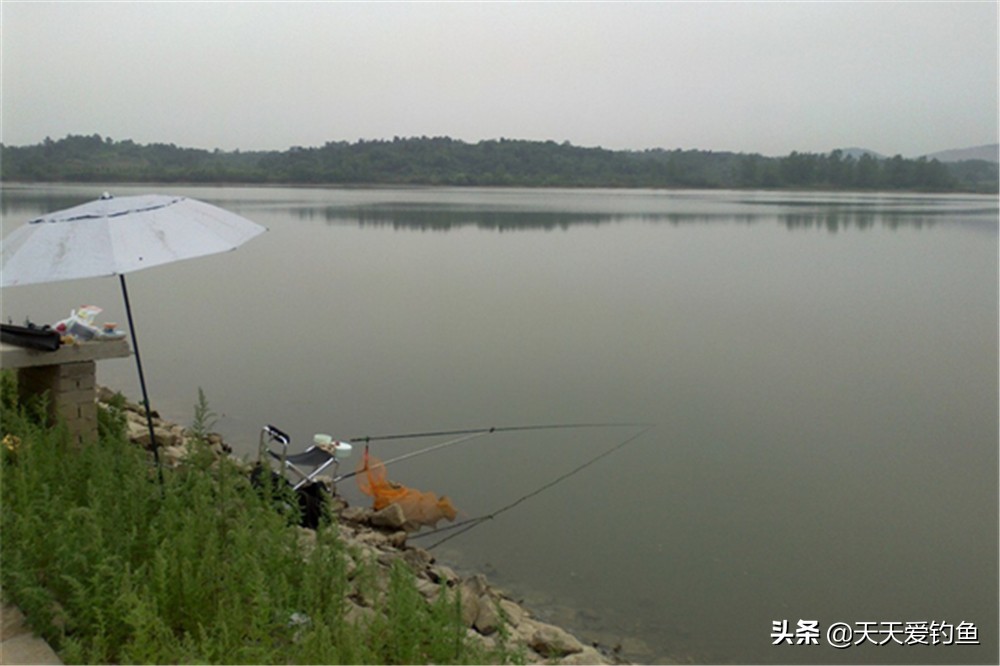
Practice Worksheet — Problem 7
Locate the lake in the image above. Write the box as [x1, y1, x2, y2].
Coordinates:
[2, 184, 997, 664]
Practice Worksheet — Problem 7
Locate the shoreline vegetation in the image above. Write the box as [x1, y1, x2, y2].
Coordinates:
[0, 377, 625, 665]
[1, 134, 997, 193]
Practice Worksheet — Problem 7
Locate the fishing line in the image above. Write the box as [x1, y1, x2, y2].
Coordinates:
[412, 424, 654, 551]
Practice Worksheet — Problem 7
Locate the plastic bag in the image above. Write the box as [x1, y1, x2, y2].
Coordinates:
[53, 306, 125, 342]
[54, 305, 102, 341]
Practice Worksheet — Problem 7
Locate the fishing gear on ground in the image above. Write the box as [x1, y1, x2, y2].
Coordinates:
[252, 424, 353, 529]
[253, 421, 653, 539]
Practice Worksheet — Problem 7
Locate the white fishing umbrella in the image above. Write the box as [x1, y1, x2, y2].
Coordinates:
[1, 193, 267, 471]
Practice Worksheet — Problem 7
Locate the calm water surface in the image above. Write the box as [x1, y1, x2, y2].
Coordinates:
[2, 184, 997, 664]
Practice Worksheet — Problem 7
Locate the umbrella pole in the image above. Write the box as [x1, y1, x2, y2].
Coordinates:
[119, 275, 165, 484]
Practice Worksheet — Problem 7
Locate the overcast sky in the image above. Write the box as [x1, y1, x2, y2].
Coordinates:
[2, 1, 997, 157]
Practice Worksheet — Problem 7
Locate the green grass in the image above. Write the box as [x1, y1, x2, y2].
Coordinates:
[0, 373, 514, 664]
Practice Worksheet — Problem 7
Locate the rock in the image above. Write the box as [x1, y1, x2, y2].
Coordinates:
[127, 421, 180, 449]
[414, 577, 441, 600]
[376, 551, 399, 568]
[402, 546, 433, 572]
[428, 564, 460, 586]
[341, 506, 371, 524]
[474, 595, 501, 635]
[461, 573, 489, 597]
[498, 598, 527, 628]
[515, 618, 542, 645]
[355, 530, 390, 548]
[557, 645, 607, 665]
[459, 582, 481, 627]
[123, 404, 159, 422]
[370, 503, 406, 529]
[161, 445, 188, 464]
[529, 623, 585, 658]
[97, 385, 119, 403]
[388, 530, 408, 548]
[328, 496, 350, 515]
[207, 433, 233, 454]
[467, 627, 496, 652]
[125, 419, 145, 442]
[352, 543, 379, 566]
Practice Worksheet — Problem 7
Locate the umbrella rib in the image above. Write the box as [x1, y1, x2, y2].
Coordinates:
[28, 197, 183, 224]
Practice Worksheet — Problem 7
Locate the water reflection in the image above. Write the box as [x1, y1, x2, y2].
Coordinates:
[286, 202, 995, 233]
[0, 189, 96, 217]
[3, 185, 996, 234]
[293, 205, 612, 231]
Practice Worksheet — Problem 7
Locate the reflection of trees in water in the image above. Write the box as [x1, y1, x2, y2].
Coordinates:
[779, 212, 935, 231]
[5, 190, 994, 234]
[1, 192, 94, 219]
[284, 204, 997, 233]
[293, 205, 614, 231]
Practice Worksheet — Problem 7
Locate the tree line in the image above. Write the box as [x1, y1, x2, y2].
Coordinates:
[1, 134, 996, 192]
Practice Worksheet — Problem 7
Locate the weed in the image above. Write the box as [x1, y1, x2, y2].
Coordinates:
[190, 386, 217, 443]
[0, 381, 514, 664]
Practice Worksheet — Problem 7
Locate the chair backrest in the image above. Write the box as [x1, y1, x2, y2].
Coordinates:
[259, 424, 291, 464]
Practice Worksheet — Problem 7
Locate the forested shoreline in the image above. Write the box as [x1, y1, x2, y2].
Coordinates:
[2, 134, 996, 193]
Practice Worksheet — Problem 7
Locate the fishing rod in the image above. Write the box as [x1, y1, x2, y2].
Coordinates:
[349, 422, 651, 443]
[411, 424, 654, 550]
[336, 422, 651, 483]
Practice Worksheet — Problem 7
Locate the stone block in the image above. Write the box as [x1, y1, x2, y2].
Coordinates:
[529, 623, 585, 658]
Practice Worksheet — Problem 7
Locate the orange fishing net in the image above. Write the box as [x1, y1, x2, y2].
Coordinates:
[356, 447, 458, 529]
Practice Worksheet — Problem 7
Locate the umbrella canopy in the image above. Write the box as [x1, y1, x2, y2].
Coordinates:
[1, 193, 267, 478]
[2, 194, 266, 286]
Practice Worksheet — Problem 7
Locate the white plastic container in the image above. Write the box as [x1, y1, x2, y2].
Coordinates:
[314, 434, 352, 458]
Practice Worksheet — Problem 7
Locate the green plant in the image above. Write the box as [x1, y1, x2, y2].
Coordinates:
[190, 386, 218, 442]
[0, 385, 514, 664]
[97, 390, 128, 441]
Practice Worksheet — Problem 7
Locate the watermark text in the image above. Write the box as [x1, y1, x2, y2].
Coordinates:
[771, 620, 980, 649]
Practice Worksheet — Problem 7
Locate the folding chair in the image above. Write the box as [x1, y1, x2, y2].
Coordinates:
[258, 424, 352, 491]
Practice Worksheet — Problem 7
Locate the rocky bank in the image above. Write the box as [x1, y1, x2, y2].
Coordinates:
[100, 388, 623, 665]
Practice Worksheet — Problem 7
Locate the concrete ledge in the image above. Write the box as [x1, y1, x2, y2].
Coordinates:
[1, 339, 131, 444]
[0, 339, 130, 369]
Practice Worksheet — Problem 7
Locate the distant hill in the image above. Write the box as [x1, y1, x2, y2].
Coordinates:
[923, 144, 999, 163]
[837, 144, 999, 164]
[838, 147, 887, 160]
